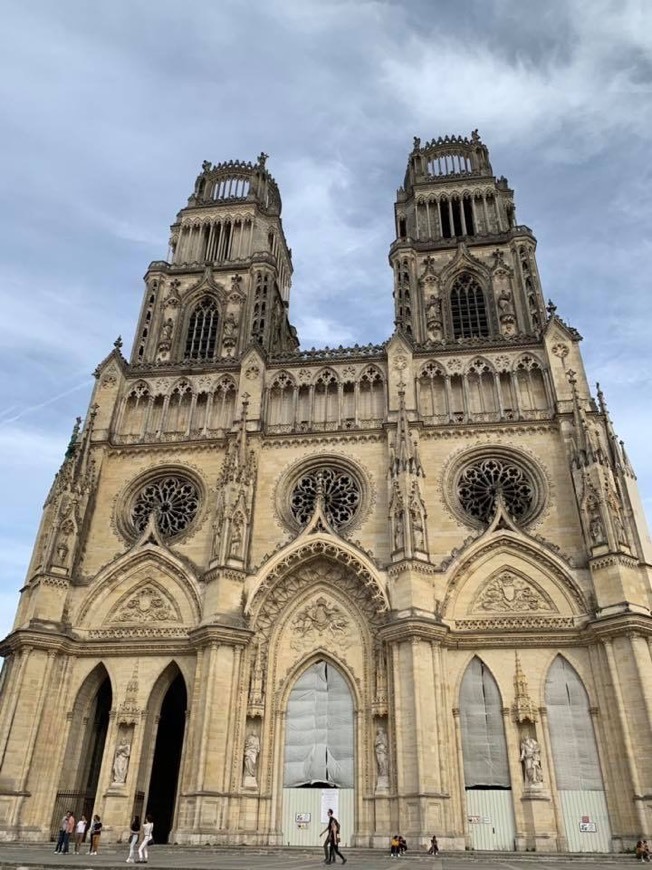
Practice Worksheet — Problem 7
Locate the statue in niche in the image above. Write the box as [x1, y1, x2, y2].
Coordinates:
[393, 515, 404, 553]
[243, 732, 260, 786]
[161, 318, 174, 341]
[410, 501, 425, 551]
[520, 736, 543, 785]
[222, 313, 238, 356]
[375, 727, 389, 780]
[229, 515, 244, 558]
[497, 287, 515, 316]
[112, 738, 131, 784]
[613, 507, 627, 545]
[426, 294, 443, 341]
[589, 513, 605, 544]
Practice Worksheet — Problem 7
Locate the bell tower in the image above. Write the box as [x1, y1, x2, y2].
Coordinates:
[131, 152, 298, 367]
[390, 131, 546, 343]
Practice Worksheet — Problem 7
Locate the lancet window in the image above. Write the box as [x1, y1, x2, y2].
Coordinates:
[184, 297, 219, 360]
[450, 273, 489, 339]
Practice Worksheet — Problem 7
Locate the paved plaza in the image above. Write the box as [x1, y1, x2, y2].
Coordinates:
[0, 844, 634, 870]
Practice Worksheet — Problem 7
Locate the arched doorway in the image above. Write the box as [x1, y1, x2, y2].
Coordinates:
[459, 657, 516, 850]
[145, 671, 187, 843]
[282, 660, 355, 847]
[51, 666, 112, 838]
[545, 656, 611, 852]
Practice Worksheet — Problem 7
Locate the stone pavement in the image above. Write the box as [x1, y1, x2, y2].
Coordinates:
[0, 844, 634, 870]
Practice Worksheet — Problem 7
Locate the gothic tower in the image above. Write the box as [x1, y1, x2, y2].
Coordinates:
[0, 134, 650, 853]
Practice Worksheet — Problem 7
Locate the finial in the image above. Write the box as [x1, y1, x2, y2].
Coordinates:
[546, 299, 557, 318]
[65, 416, 82, 459]
[114, 335, 123, 349]
[257, 152, 268, 168]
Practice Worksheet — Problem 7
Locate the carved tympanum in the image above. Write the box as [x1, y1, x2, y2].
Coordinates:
[111, 584, 179, 623]
[290, 595, 351, 650]
[473, 572, 555, 613]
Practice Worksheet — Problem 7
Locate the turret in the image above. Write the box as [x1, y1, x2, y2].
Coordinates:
[389, 132, 546, 344]
[130, 153, 298, 365]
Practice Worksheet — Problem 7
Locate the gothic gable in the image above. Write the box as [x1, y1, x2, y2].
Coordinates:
[75, 549, 201, 634]
[441, 532, 588, 631]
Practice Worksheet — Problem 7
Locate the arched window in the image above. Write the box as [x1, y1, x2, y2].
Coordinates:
[184, 297, 219, 360]
[450, 273, 489, 339]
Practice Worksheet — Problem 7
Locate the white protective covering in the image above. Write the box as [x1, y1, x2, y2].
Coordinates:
[284, 660, 354, 788]
[545, 657, 604, 790]
[460, 658, 511, 788]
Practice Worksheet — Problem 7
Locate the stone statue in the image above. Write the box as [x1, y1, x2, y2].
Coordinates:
[410, 503, 425, 551]
[229, 515, 243, 558]
[375, 727, 389, 778]
[589, 514, 604, 544]
[498, 288, 515, 316]
[520, 736, 543, 785]
[393, 516, 404, 553]
[243, 733, 260, 785]
[112, 739, 131, 784]
[161, 318, 174, 341]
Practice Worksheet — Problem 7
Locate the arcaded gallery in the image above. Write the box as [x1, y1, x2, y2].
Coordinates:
[0, 133, 650, 852]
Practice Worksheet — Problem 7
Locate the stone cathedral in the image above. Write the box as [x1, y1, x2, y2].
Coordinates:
[0, 133, 651, 853]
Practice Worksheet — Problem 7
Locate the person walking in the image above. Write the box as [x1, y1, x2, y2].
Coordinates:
[74, 815, 87, 854]
[325, 808, 346, 865]
[54, 811, 70, 853]
[137, 814, 154, 864]
[89, 814, 103, 854]
[126, 815, 140, 863]
[427, 834, 439, 856]
[62, 811, 75, 854]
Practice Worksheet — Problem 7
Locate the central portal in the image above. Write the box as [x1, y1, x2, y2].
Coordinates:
[282, 660, 354, 847]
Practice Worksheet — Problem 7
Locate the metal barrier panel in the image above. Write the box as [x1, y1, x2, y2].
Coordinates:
[559, 790, 612, 852]
[282, 788, 354, 848]
[465, 790, 516, 851]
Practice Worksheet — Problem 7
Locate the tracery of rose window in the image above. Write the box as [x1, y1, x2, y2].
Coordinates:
[131, 475, 200, 538]
[290, 467, 361, 529]
[457, 458, 534, 524]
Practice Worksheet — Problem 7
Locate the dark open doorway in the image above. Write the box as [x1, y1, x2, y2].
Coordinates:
[145, 672, 187, 843]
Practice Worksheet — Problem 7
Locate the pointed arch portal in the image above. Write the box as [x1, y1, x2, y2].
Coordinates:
[144, 670, 187, 844]
[51, 667, 112, 838]
[545, 657, 611, 852]
[282, 660, 355, 847]
[459, 658, 516, 851]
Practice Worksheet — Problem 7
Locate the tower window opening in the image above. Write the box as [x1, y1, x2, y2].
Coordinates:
[440, 198, 452, 238]
[450, 273, 489, 339]
[185, 297, 219, 360]
[398, 218, 407, 238]
[452, 199, 463, 236]
[463, 195, 475, 235]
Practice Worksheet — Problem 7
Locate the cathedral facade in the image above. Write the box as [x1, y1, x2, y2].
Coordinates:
[0, 133, 650, 852]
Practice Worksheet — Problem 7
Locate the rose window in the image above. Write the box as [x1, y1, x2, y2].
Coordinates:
[131, 475, 200, 538]
[290, 467, 361, 529]
[457, 458, 535, 525]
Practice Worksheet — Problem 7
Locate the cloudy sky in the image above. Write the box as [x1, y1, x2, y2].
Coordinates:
[0, 0, 650, 639]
